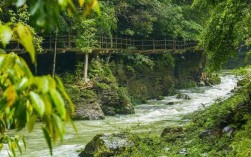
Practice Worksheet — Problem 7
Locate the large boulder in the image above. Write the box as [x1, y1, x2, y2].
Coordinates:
[97, 87, 135, 115]
[79, 133, 134, 157]
[72, 101, 105, 120]
[66, 85, 105, 120]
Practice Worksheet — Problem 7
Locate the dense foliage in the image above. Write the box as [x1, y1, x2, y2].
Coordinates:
[193, 0, 251, 71]
[0, 0, 99, 156]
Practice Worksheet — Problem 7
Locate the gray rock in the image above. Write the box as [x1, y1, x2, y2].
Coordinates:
[199, 128, 221, 139]
[222, 126, 234, 137]
[161, 127, 183, 136]
[72, 101, 105, 120]
[99, 88, 135, 115]
[198, 80, 205, 87]
[79, 133, 134, 157]
[161, 127, 184, 142]
[166, 102, 175, 105]
[176, 93, 191, 100]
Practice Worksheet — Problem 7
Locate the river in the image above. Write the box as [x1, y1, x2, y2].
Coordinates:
[0, 73, 239, 157]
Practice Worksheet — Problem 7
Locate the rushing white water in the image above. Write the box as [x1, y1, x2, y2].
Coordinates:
[0, 73, 239, 157]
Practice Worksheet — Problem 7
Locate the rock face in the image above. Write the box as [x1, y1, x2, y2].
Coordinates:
[64, 51, 205, 119]
[63, 58, 135, 119]
[79, 133, 134, 157]
[110, 51, 204, 104]
[89, 59, 135, 116]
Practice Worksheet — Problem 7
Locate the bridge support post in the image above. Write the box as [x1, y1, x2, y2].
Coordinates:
[83, 52, 90, 82]
[52, 30, 58, 78]
[164, 39, 167, 49]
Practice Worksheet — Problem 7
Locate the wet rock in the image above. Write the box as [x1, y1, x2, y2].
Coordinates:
[200, 103, 206, 108]
[166, 102, 175, 105]
[161, 127, 184, 141]
[207, 75, 221, 85]
[79, 133, 134, 157]
[102, 106, 116, 116]
[237, 78, 249, 86]
[198, 80, 205, 87]
[72, 101, 105, 120]
[157, 96, 164, 100]
[230, 87, 238, 93]
[204, 80, 212, 87]
[178, 148, 187, 155]
[199, 128, 221, 139]
[161, 127, 183, 136]
[176, 93, 191, 100]
[222, 126, 234, 137]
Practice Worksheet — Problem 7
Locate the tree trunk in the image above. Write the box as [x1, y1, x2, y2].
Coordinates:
[52, 30, 58, 78]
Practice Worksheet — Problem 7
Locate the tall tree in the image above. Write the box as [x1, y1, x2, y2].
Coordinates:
[193, 0, 251, 71]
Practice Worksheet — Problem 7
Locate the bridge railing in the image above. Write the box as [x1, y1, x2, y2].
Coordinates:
[4, 34, 197, 53]
[96, 36, 197, 50]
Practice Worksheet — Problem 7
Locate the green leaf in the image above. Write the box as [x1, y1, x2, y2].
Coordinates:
[4, 85, 17, 107]
[52, 114, 64, 139]
[15, 57, 33, 78]
[78, 0, 85, 7]
[27, 115, 37, 132]
[42, 127, 53, 156]
[0, 143, 3, 150]
[14, 100, 27, 130]
[15, 138, 22, 155]
[92, 0, 100, 15]
[0, 23, 13, 47]
[0, 53, 15, 70]
[68, 114, 78, 133]
[29, 91, 45, 117]
[55, 76, 74, 113]
[15, 0, 27, 7]
[58, 0, 68, 8]
[49, 89, 66, 120]
[15, 23, 35, 63]
[22, 136, 26, 150]
[30, 0, 42, 15]
[15, 77, 29, 91]
[37, 77, 49, 94]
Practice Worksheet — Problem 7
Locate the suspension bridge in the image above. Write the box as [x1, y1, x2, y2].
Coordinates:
[6, 35, 197, 54]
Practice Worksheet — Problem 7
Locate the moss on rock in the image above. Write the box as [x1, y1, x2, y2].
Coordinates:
[79, 133, 134, 157]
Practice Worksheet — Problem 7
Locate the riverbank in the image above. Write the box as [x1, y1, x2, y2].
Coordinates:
[80, 73, 251, 157]
[76, 73, 238, 156]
